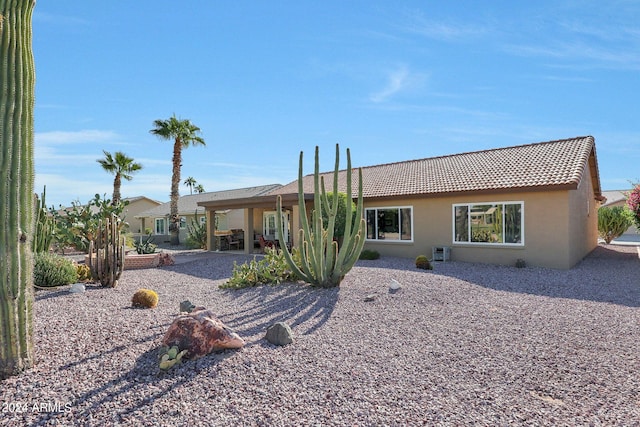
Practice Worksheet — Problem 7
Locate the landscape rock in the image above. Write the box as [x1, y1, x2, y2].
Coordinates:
[69, 283, 85, 293]
[162, 308, 244, 359]
[389, 279, 401, 293]
[179, 300, 196, 313]
[364, 294, 376, 302]
[265, 322, 293, 346]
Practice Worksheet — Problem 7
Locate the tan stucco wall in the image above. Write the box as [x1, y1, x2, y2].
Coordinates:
[123, 199, 161, 234]
[567, 165, 600, 266]
[361, 186, 598, 269]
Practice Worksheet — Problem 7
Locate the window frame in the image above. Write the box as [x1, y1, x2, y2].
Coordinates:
[365, 206, 414, 243]
[452, 201, 524, 246]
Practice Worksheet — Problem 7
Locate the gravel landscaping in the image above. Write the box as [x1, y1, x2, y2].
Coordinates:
[2, 244, 639, 426]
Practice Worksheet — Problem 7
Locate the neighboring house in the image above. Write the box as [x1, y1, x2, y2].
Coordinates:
[601, 190, 639, 242]
[136, 184, 282, 244]
[122, 196, 163, 234]
[54, 196, 162, 235]
[199, 136, 604, 269]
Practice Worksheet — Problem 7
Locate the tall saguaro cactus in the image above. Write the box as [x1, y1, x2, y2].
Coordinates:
[0, 0, 36, 379]
[276, 144, 366, 288]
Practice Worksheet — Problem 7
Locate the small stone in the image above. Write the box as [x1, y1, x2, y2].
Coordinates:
[389, 279, 401, 291]
[265, 322, 293, 346]
[364, 294, 376, 302]
[180, 300, 196, 313]
[69, 283, 85, 293]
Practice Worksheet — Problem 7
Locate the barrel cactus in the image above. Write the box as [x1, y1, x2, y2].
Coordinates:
[132, 289, 159, 309]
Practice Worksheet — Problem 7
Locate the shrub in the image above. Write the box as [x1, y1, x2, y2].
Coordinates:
[185, 210, 207, 249]
[515, 258, 527, 268]
[359, 249, 380, 260]
[415, 255, 433, 270]
[34, 253, 78, 287]
[221, 247, 301, 289]
[132, 289, 159, 308]
[158, 252, 175, 266]
[627, 184, 640, 230]
[598, 206, 633, 244]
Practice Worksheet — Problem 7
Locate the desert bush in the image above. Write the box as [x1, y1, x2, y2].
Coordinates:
[415, 255, 433, 270]
[627, 184, 640, 230]
[131, 289, 159, 308]
[158, 252, 175, 266]
[359, 249, 380, 260]
[598, 206, 633, 244]
[221, 247, 301, 289]
[34, 253, 78, 287]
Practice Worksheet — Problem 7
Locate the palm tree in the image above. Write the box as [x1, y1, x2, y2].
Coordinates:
[184, 176, 197, 195]
[194, 184, 206, 194]
[150, 115, 206, 245]
[97, 150, 143, 205]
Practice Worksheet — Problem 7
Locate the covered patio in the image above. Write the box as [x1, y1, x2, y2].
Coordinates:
[198, 193, 313, 254]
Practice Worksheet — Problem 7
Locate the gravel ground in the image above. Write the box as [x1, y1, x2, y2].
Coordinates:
[2, 244, 639, 426]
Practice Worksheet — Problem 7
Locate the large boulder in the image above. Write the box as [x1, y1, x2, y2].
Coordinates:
[162, 308, 244, 359]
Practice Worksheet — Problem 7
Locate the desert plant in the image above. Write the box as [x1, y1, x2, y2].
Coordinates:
[75, 263, 92, 282]
[51, 194, 129, 253]
[222, 247, 301, 289]
[132, 289, 159, 309]
[158, 252, 175, 266]
[134, 233, 157, 254]
[415, 255, 433, 270]
[598, 206, 633, 244]
[150, 115, 206, 245]
[33, 186, 55, 253]
[185, 210, 207, 249]
[88, 214, 125, 288]
[276, 144, 366, 288]
[158, 345, 187, 370]
[1, 0, 36, 379]
[359, 249, 380, 260]
[33, 253, 78, 288]
[515, 258, 527, 268]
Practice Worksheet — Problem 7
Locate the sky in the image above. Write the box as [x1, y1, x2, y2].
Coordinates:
[32, 1, 640, 207]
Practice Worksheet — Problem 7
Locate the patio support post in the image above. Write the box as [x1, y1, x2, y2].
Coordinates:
[243, 208, 254, 254]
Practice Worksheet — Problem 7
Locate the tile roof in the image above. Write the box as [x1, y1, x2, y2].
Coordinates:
[136, 184, 282, 217]
[268, 136, 602, 199]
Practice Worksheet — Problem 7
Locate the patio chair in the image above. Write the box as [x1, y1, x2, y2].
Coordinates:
[226, 235, 241, 250]
[258, 235, 275, 253]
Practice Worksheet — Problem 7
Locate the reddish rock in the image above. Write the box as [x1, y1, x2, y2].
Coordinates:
[162, 308, 244, 359]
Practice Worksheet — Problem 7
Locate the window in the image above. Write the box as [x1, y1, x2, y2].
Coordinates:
[365, 207, 413, 241]
[179, 216, 187, 229]
[453, 202, 523, 245]
[154, 218, 166, 235]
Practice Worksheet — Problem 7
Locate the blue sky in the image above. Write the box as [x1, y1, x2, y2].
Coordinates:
[33, 1, 639, 207]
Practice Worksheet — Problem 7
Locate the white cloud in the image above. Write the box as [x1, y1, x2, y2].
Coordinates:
[36, 129, 121, 145]
[369, 66, 426, 103]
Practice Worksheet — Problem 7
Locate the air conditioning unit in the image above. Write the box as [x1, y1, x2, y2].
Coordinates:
[432, 246, 451, 262]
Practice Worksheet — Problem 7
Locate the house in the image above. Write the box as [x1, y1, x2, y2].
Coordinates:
[199, 136, 604, 269]
[136, 184, 282, 244]
[54, 195, 162, 235]
[601, 190, 639, 243]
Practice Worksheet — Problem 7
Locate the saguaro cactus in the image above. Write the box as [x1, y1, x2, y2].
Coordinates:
[276, 144, 366, 288]
[0, 0, 36, 379]
[88, 214, 125, 288]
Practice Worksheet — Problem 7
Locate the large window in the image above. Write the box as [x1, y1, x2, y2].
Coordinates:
[453, 202, 523, 245]
[366, 207, 413, 241]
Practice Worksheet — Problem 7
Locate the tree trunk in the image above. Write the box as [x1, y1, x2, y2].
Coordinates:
[169, 138, 182, 245]
[112, 173, 121, 205]
[0, 0, 36, 379]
